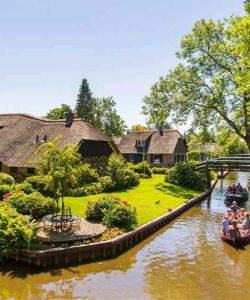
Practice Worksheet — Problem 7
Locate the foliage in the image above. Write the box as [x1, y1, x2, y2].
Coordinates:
[165, 162, 207, 191]
[25, 175, 53, 197]
[70, 183, 102, 197]
[187, 150, 201, 161]
[216, 128, 247, 156]
[75, 78, 126, 137]
[151, 167, 167, 174]
[142, 7, 250, 150]
[130, 124, 149, 131]
[45, 104, 71, 120]
[0, 173, 15, 186]
[34, 136, 81, 211]
[85, 195, 137, 229]
[5, 191, 57, 219]
[98, 176, 114, 192]
[0, 203, 38, 258]
[76, 164, 99, 187]
[14, 182, 34, 194]
[106, 153, 140, 189]
[65, 174, 199, 226]
[133, 161, 152, 178]
[0, 184, 12, 200]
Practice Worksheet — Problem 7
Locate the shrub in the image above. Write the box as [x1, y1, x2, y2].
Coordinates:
[106, 153, 140, 190]
[85, 195, 137, 229]
[15, 182, 34, 194]
[5, 191, 57, 219]
[0, 184, 12, 200]
[0, 173, 15, 185]
[70, 183, 103, 197]
[0, 203, 38, 258]
[133, 161, 152, 178]
[187, 151, 201, 161]
[165, 162, 207, 191]
[151, 167, 167, 174]
[76, 164, 99, 187]
[98, 176, 114, 192]
[25, 175, 53, 197]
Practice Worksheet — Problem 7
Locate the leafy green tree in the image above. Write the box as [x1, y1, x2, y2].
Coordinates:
[130, 124, 149, 131]
[142, 6, 250, 150]
[75, 78, 96, 122]
[45, 104, 71, 120]
[35, 136, 81, 216]
[94, 97, 127, 137]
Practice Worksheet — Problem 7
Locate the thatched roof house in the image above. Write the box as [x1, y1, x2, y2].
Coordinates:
[116, 129, 187, 167]
[0, 113, 118, 179]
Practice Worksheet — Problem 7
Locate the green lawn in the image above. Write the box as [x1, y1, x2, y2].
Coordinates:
[64, 175, 200, 226]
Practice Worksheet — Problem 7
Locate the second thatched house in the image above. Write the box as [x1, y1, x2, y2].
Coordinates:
[0, 113, 119, 181]
[115, 128, 187, 167]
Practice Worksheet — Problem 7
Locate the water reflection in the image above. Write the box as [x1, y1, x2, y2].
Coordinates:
[0, 172, 250, 299]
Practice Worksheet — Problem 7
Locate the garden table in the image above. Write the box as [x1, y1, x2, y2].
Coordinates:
[42, 214, 81, 232]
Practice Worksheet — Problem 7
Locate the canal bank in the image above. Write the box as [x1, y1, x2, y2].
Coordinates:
[1, 171, 249, 299]
[14, 180, 218, 267]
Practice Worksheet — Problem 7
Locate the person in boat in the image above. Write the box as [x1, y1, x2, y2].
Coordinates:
[242, 213, 250, 230]
[230, 201, 240, 216]
[228, 219, 241, 240]
[231, 184, 237, 194]
[227, 185, 233, 193]
[238, 208, 246, 223]
[236, 183, 243, 193]
[221, 215, 230, 235]
[226, 209, 234, 224]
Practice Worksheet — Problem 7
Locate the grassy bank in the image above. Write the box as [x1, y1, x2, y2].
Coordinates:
[64, 175, 200, 226]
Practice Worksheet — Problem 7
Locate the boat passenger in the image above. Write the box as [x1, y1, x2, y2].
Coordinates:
[228, 220, 241, 240]
[237, 183, 243, 193]
[231, 185, 237, 194]
[230, 201, 240, 215]
[226, 209, 234, 224]
[238, 208, 246, 222]
[242, 213, 250, 230]
[221, 215, 229, 235]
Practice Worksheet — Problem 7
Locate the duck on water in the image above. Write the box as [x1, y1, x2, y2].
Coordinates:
[220, 200, 250, 246]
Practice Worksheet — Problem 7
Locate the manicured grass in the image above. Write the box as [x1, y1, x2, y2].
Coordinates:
[64, 175, 200, 226]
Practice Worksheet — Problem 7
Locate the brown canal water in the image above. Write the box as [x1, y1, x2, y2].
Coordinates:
[1, 172, 250, 300]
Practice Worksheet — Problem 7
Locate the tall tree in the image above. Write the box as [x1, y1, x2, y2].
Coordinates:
[46, 104, 71, 120]
[75, 78, 96, 122]
[142, 5, 250, 150]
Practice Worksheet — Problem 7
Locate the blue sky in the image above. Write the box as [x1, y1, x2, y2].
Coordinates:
[0, 0, 244, 130]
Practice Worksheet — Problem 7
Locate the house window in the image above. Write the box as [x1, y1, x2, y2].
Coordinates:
[136, 140, 145, 147]
[153, 154, 162, 164]
[10, 167, 17, 174]
[129, 155, 134, 162]
[27, 168, 35, 175]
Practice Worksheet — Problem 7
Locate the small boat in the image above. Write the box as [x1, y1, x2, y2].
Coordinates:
[225, 191, 248, 203]
[220, 231, 250, 246]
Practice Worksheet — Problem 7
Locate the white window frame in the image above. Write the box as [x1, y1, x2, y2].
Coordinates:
[129, 155, 134, 162]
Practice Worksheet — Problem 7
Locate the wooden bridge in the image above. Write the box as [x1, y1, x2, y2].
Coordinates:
[195, 154, 250, 188]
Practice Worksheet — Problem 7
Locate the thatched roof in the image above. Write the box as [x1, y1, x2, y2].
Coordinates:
[117, 130, 184, 154]
[0, 113, 112, 167]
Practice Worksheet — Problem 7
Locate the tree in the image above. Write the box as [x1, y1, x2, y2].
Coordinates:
[46, 104, 71, 120]
[94, 97, 127, 137]
[75, 78, 96, 122]
[130, 124, 148, 131]
[35, 136, 81, 218]
[142, 6, 250, 150]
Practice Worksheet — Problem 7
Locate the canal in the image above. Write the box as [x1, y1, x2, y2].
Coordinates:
[0, 172, 250, 299]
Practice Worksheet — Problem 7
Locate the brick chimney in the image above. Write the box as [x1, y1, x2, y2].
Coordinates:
[66, 110, 75, 127]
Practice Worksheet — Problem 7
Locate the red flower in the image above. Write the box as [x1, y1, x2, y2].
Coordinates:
[133, 206, 136, 210]
[3, 193, 11, 199]
[121, 200, 128, 206]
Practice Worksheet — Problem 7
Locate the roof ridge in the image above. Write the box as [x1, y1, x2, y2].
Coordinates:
[0, 113, 84, 123]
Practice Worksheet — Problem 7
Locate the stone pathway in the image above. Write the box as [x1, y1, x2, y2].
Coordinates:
[37, 218, 107, 243]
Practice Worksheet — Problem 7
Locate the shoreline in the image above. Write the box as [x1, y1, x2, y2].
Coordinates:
[12, 179, 218, 267]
